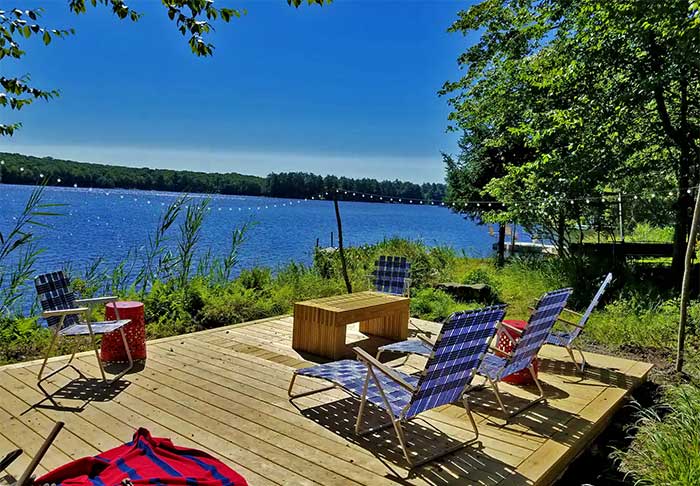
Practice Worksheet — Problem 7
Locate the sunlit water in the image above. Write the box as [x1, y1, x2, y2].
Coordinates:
[1, 184, 530, 310]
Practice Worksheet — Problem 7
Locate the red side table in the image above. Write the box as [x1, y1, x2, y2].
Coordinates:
[101, 301, 147, 362]
[496, 319, 539, 385]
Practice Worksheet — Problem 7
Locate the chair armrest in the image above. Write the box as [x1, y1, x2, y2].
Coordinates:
[75, 296, 118, 306]
[562, 307, 583, 317]
[489, 346, 511, 358]
[42, 307, 89, 318]
[354, 347, 416, 392]
[557, 316, 585, 329]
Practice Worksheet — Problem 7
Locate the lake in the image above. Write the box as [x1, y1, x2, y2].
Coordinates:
[0, 184, 506, 278]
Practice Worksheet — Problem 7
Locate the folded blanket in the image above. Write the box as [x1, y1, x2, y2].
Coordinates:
[35, 428, 247, 486]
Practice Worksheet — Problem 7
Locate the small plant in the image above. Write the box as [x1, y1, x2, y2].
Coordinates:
[0, 183, 62, 315]
[410, 288, 463, 321]
[615, 384, 700, 485]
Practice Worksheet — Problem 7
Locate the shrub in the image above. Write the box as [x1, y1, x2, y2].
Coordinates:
[616, 384, 700, 485]
[410, 288, 464, 321]
[585, 298, 691, 351]
[0, 316, 50, 365]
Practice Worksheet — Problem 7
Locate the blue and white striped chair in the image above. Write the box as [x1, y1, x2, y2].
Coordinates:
[476, 288, 573, 419]
[288, 305, 506, 468]
[35, 271, 133, 393]
[372, 256, 411, 296]
[546, 273, 612, 372]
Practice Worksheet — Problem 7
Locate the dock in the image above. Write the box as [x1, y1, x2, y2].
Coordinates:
[0, 316, 652, 485]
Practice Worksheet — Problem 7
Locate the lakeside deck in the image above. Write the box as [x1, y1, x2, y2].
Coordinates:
[0, 316, 652, 486]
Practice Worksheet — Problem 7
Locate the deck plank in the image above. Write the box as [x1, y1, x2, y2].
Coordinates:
[0, 314, 652, 486]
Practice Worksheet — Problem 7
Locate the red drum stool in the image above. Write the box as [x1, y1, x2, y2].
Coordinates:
[101, 301, 147, 362]
[496, 319, 538, 385]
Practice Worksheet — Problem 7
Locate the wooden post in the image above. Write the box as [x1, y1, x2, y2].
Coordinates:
[677, 183, 700, 373]
[497, 224, 506, 267]
[333, 194, 352, 294]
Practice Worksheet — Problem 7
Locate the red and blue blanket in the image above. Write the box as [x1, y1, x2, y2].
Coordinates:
[35, 429, 247, 486]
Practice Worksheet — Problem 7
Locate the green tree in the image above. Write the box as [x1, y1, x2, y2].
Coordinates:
[442, 0, 700, 281]
[0, 1, 330, 136]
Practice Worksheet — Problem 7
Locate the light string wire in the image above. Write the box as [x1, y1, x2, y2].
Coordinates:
[4, 161, 699, 212]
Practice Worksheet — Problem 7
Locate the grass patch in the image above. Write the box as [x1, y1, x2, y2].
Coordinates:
[615, 384, 700, 485]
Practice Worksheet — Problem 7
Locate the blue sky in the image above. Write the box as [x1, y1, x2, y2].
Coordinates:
[0, 0, 474, 183]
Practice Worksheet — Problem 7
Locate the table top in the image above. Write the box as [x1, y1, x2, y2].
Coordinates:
[295, 291, 408, 313]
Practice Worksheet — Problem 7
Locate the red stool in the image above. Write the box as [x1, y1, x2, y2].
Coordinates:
[101, 301, 147, 362]
[496, 319, 538, 385]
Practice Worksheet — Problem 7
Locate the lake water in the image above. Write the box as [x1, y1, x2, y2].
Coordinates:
[0, 184, 506, 278]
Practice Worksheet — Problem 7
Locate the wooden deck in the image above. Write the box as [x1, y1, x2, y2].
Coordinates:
[0, 315, 652, 486]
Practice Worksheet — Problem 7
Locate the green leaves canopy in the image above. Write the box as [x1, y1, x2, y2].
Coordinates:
[442, 0, 700, 257]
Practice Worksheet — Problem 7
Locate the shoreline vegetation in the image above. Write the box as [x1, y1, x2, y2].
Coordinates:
[0, 152, 446, 202]
[1, 186, 698, 485]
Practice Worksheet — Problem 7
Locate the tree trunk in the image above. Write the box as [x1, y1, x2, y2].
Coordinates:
[497, 224, 506, 267]
[671, 150, 692, 287]
[677, 183, 700, 373]
[333, 195, 352, 294]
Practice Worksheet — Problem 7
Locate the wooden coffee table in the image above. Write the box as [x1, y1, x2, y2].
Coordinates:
[292, 291, 410, 359]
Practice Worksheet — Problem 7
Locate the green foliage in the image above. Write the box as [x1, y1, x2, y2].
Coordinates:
[0, 316, 49, 364]
[586, 298, 696, 351]
[0, 154, 446, 202]
[616, 384, 700, 485]
[442, 0, 700, 268]
[410, 288, 464, 322]
[266, 172, 445, 202]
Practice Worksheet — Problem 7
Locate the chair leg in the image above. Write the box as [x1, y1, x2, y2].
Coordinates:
[87, 323, 107, 382]
[108, 328, 134, 384]
[573, 342, 587, 373]
[462, 396, 479, 441]
[486, 377, 509, 417]
[287, 373, 336, 400]
[355, 366, 372, 434]
[37, 326, 60, 383]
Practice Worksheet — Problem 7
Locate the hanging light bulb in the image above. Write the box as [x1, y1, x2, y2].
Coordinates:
[585, 199, 590, 204]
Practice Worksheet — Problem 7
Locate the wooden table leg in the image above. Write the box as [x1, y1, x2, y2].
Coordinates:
[293, 305, 346, 359]
[359, 303, 409, 341]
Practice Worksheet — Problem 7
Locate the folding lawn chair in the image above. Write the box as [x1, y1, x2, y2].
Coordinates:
[35, 271, 133, 394]
[371, 256, 411, 296]
[546, 273, 612, 372]
[475, 288, 573, 419]
[288, 305, 506, 468]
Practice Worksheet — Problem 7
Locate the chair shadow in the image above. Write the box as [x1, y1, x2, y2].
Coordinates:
[538, 358, 640, 389]
[466, 385, 592, 447]
[295, 396, 528, 484]
[29, 377, 130, 413]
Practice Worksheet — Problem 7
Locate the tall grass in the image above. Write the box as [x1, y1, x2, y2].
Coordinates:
[615, 384, 700, 485]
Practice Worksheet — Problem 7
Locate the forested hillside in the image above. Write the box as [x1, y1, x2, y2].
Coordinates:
[0, 152, 445, 201]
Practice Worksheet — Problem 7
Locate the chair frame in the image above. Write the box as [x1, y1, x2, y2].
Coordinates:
[37, 295, 133, 395]
[549, 273, 613, 373]
[473, 288, 572, 420]
[477, 322, 545, 419]
[289, 347, 480, 468]
[289, 305, 506, 468]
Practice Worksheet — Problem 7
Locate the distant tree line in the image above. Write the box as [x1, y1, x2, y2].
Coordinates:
[0, 153, 445, 202]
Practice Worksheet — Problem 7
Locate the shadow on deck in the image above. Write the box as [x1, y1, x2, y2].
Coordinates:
[0, 315, 653, 486]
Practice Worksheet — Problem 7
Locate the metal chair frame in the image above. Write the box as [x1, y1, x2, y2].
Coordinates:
[35, 272, 133, 394]
[289, 306, 505, 468]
